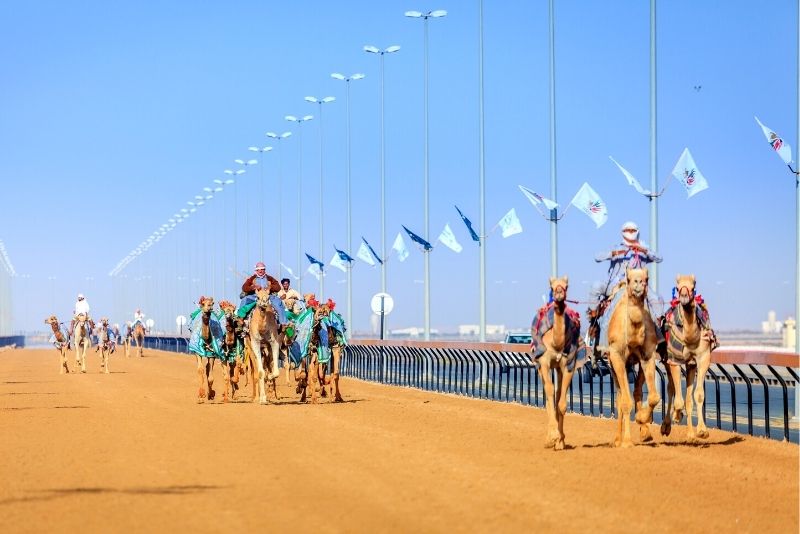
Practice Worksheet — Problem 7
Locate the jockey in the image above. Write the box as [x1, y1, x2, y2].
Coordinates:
[70, 293, 94, 336]
[132, 309, 146, 330]
[278, 278, 304, 315]
[237, 261, 289, 330]
[588, 221, 662, 314]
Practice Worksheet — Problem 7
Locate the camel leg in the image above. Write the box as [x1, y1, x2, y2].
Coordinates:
[103, 348, 110, 374]
[80, 344, 87, 373]
[332, 346, 343, 402]
[222, 361, 231, 403]
[608, 349, 633, 448]
[538, 355, 559, 448]
[554, 365, 574, 451]
[635, 354, 661, 427]
[661, 363, 677, 436]
[632, 362, 652, 442]
[125, 340, 130, 358]
[310, 356, 320, 404]
[693, 352, 711, 439]
[685, 364, 697, 439]
[206, 358, 216, 401]
[267, 339, 281, 381]
[196, 356, 206, 403]
[251, 340, 267, 404]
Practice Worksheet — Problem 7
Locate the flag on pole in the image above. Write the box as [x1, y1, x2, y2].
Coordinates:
[358, 237, 383, 265]
[755, 116, 793, 164]
[437, 223, 463, 253]
[307, 264, 323, 280]
[670, 148, 709, 198]
[329, 252, 348, 273]
[608, 156, 652, 196]
[497, 208, 523, 238]
[402, 225, 433, 251]
[454, 206, 480, 243]
[305, 253, 324, 270]
[570, 183, 608, 228]
[518, 185, 559, 211]
[392, 232, 409, 262]
[334, 246, 354, 264]
[280, 262, 299, 280]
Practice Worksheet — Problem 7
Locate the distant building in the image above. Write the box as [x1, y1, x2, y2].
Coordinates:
[389, 327, 439, 337]
[762, 310, 783, 334]
[457, 324, 506, 336]
[783, 318, 796, 350]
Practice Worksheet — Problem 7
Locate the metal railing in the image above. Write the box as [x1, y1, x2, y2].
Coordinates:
[0, 335, 25, 348]
[342, 340, 799, 443]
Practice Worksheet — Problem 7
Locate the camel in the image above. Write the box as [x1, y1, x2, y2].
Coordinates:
[94, 317, 112, 374]
[249, 287, 281, 404]
[132, 322, 145, 357]
[660, 274, 717, 440]
[604, 268, 661, 447]
[299, 300, 346, 404]
[219, 300, 246, 403]
[123, 323, 133, 357]
[530, 276, 585, 450]
[188, 296, 222, 403]
[45, 315, 70, 374]
[72, 313, 91, 373]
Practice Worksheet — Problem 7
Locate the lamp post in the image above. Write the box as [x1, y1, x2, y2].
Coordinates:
[235, 159, 258, 269]
[331, 72, 365, 337]
[477, 0, 487, 341]
[304, 95, 336, 300]
[223, 169, 245, 275]
[405, 8, 447, 341]
[363, 45, 400, 296]
[248, 145, 274, 261]
[265, 132, 292, 272]
[214, 178, 235, 294]
[286, 114, 314, 293]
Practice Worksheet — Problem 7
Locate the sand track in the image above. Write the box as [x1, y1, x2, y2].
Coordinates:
[1, 347, 797, 533]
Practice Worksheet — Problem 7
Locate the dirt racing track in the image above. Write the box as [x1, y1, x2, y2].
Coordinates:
[1, 347, 798, 533]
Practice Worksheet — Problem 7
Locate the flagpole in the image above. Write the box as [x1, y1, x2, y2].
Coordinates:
[795, 0, 799, 355]
[548, 0, 558, 278]
[478, 0, 487, 342]
[649, 0, 659, 296]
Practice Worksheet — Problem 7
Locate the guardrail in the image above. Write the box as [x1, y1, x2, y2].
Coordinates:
[0, 335, 25, 348]
[343, 340, 799, 443]
[140, 335, 798, 443]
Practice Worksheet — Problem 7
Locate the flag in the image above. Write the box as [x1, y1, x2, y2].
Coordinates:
[570, 182, 608, 228]
[437, 223, 463, 253]
[280, 262, 299, 280]
[497, 208, 523, 238]
[670, 148, 709, 198]
[755, 116, 793, 165]
[329, 252, 348, 273]
[392, 232, 409, 262]
[454, 206, 480, 243]
[518, 185, 559, 211]
[307, 264, 323, 280]
[608, 156, 652, 196]
[305, 253, 324, 270]
[334, 246, 354, 263]
[358, 237, 383, 265]
[402, 225, 433, 251]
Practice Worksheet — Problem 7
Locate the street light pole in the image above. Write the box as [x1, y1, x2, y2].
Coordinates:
[235, 158, 258, 268]
[223, 169, 245, 276]
[266, 132, 292, 272]
[331, 72, 365, 338]
[286, 114, 314, 294]
[364, 45, 400, 296]
[214, 178, 236, 295]
[405, 9, 447, 341]
[478, 0, 487, 341]
[247, 146, 273, 260]
[305, 95, 336, 300]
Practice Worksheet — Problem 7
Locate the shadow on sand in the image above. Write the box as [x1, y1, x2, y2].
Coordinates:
[0, 485, 223, 506]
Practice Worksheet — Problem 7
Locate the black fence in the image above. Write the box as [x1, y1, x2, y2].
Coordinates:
[342, 343, 799, 444]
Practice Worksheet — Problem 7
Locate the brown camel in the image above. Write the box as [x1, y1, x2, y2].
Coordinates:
[605, 268, 661, 447]
[530, 276, 584, 450]
[193, 297, 218, 403]
[45, 315, 70, 374]
[72, 313, 91, 373]
[302, 300, 345, 404]
[95, 317, 112, 374]
[661, 274, 716, 440]
[132, 322, 145, 357]
[218, 300, 245, 403]
[249, 287, 281, 404]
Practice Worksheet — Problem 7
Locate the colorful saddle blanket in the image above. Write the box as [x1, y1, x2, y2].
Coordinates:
[288, 308, 315, 365]
[664, 295, 717, 364]
[188, 309, 224, 359]
[530, 302, 585, 371]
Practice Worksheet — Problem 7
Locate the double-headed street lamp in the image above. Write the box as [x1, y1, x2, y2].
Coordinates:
[304, 95, 336, 300]
[405, 9, 447, 341]
[331, 72, 364, 337]
[363, 45, 400, 296]
[285, 114, 314, 293]
[265, 132, 292, 273]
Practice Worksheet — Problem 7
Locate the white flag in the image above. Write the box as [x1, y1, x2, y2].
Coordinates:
[497, 208, 523, 238]
[437, 223, 463, 253]
[392, 232, 409, 262]
[356, 242, 376, 266]
[570, 182, 608, 228]
[670, 148, 709, 198]
[281, 262, 300, 280]
[609, 156, 652, 196]
[518, 185, 559, 211]
[307, 263, 323, 280]
[755, 116, 793, 165]
[329, 252, 348, 273]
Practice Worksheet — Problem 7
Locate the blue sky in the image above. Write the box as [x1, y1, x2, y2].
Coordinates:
[1, 0, 798, 334]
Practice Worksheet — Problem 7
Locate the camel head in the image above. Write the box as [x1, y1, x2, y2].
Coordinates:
[626, 268, 649, 300]
[549, 276, 569, 303]
[198, 296, 215, 314]
[675, 274, 696, 306]
[45, 315, 58, 325]
[255, 287, 271, 309]
[100, 317, 109, 326]
[76, 312, 87, 323]
[218, 300, 236, 317]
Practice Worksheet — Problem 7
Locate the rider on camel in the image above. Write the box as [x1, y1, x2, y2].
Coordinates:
[69, 293, 94, 337]
[132, 309, 146, 330]
[237, 261, 289, 331]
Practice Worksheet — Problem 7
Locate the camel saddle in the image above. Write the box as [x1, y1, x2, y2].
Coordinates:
[663, 295, 718, 364]
[530, 302, 585, 371]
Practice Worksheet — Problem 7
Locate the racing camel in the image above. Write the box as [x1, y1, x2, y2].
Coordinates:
[45, 315, 70, 374]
